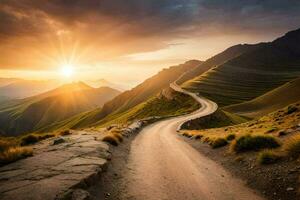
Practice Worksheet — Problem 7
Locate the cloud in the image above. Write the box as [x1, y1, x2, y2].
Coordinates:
[0, 0, 300, 70]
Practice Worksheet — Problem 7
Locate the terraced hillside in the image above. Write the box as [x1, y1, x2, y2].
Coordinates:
[224, 77, 300, 118]
[183, 28, 300, 106]
[177, 43, 262, 84]
[0, 82, 120, 136]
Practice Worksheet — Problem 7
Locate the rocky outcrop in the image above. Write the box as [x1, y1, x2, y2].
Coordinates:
[0, 131, 110, 200]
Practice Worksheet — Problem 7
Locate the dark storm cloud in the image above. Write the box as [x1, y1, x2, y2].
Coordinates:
[1, 0, 299, 40]
[0, 0, 300, 69]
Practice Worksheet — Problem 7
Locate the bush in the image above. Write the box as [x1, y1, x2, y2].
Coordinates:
[257, 150, 281, 164]
[226, 134, 235, 141]
[287, 106, 298, 114]
[102, 135, 119, 146]
[0, 147, 33, 166]
[265, 127, 277, 133]
[60, 130, 72, 136]
[21, 135, 39, 146]
[182, 133, 192, 138]
[113, 133, 123, 142]
[38, 134, 55, 140]
[0, 139, 17, 152]
[284, 135, 300, 158]
[210, 138, 228, 148]
[193, 135, 203, 140]
[230, 134, 280, 153]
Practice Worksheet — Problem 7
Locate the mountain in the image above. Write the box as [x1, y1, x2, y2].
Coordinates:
[38, 60, 203, 130]
[0, 79, 60, 99]
[0, 78, 21, 87]
[176, 43, 262, 84]
[183, 28, 300, 106]
[224, 77, 300, 118]
[86, 79, 125, 91]
[0, 82, 120, 136]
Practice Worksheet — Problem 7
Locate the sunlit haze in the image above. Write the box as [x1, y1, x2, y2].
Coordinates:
[1, 1, 300, 88]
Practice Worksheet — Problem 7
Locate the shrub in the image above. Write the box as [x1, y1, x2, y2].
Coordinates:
[226, 134, 235, 141]
[102, 135, 119, 146]
[113, 133, 123, 142]
[60, 130, 72, 136]
[287, 106, 298, 114]
[0, 139, 16, 152]
[38, 134, 55, 140]
[193, 135, 203, 140]
[230, 134, 280, 153]
[277, 130, 287, 137]
[0, 147, 33, 166]
[202, 137, 211, 143]
[257, 150, 281, 164]
[265, 127, 277, 133]
[284, 135, 300, 158]
[210, 138, 228, 148]
[21, 135, 39, 146]
[182, 133, 192, 138]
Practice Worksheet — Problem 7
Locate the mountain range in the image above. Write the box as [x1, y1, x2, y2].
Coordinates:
[0, 82, 120, 136]
[1, 28, 300, 136]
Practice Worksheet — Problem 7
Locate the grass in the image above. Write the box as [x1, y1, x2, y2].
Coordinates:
[230, 134, 280, 153]
[226, 134, 235, 141]
[60, 130, 72, 136]
[21, 135, 39, 146]
[224, 78, 300, 118]
[257, 150, 282, 164]
[183, 64, 299, 107]
[0, 146, 33, 166]
[112, 133, 123, 142]
[182, 109, 247, 130]
[102, 134, 120, 146]
[209, 138, 228, 148]
[287, 105, 298, 114]
[284, 135, 300, 158]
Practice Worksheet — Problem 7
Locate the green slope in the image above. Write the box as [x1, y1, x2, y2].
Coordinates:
[183, 28, 300, 106]
[224, 77, 300, 118]
[40, 88, 200, 132]
[0, 83, 120, 136]
[177, 43, 262, 84]
[44, 60, 202, 130]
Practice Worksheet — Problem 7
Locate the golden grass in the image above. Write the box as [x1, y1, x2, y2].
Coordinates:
[102, 134, 119, 146]
[0, 146, 33, 165]
[284, 135, 300, 158]
[230, 134, 280, 153]
[209, 137, 228, 148]
[257, 150, 282, 164]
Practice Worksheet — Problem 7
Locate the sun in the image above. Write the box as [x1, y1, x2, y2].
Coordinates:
[60, 64, 74, 78]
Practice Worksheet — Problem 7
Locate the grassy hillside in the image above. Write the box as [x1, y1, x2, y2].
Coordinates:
[181, 109, 248, 130]
[0, 83, 120, 136]
[44, 60, 202, 130]
[177, 43, 262, 84]
[183, 28, 300, 106]
[40, 88, 200, 131]
[224, 77, 300, 118]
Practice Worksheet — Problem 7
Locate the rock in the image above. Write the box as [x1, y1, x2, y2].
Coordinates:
[72, 189, 90, 200]
[0, 131, 110, 200]
[53, 137, 66, 145]
[286, 187, 294, 191]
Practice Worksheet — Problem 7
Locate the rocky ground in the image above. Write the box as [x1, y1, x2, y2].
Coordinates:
[183, 137, 300, 200]
[0, 130, 111, 200]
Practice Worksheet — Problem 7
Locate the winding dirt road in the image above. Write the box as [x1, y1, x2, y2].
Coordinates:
[117, 83, 264, 200]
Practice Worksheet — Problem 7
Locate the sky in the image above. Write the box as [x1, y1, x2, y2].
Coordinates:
[0, 0, 300, 88]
